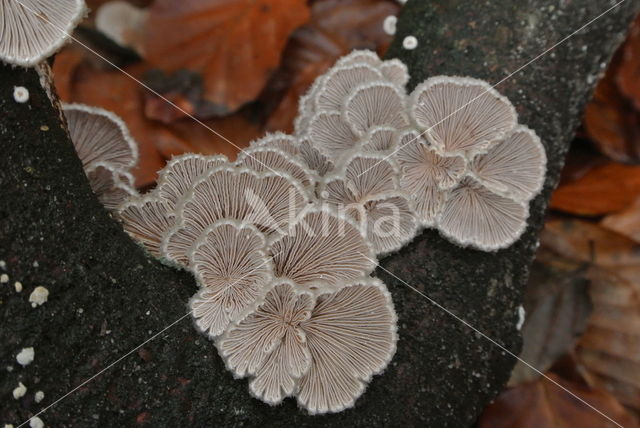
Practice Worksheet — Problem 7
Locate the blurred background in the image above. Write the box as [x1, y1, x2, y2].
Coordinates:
[54, 1, 640, 425]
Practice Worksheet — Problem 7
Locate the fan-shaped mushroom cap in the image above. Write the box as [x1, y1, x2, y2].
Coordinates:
[119, 195, 174, 257]
[269, 207, 376, 291]
[160, 223, 201, 267]
[361, 126, 397, 153]
[297, 277, 397, 414]
[236, 146, 316, 189]
[86, 162, 137, 211]
[189, 220, 272, 337]
[360, 193, 418, 256]
[395, 130, 466, 226]
[306, 111, 359, 162]
[469, 125, 546, 202]
[335, 50, 382, 69]
[0, 0, 86, 67]
[250, 132, 299, 156]
[380, 59, 409, 87]
[409, 76, 517, 156]
[343, 81, 409, 137]
[437, 177, 528, 250]
[218, 280, 313, 402]
[156, 153, 228, 208]
[63, 103, 138, 170]
[315, 64, 384, 112]
[297, 138, 334, 177]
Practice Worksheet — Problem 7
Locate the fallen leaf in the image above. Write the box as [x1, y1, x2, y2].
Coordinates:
[478, 374, 638, 428]
[617, 14, 640, 111]
[509, 249, 591, 386]
[143, 0, 310, 115]
[265, 0, 399, 133]
[601, 196, 640, 243]
[550, 162, 640, 215]
[576, 267, 640, 410]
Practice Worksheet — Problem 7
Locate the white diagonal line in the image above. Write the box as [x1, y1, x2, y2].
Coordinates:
[356, 0, 628, 178]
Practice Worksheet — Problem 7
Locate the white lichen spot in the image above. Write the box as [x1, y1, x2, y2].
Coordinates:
[16, 347, 34, 366]
[29, 417, 44, 428]
[0, 260, 6, 269]
[33, 261, 39, 268]
[29, 286, 49, 307]
[35, 390, 45, 403]
[12, 382, 27, 399]
[13, 86, 29, 103]
[5, 424, 15, 428]
[517, 305, 526, 330]
[0, 273, 8, 283]
[402, 35, 418, 50]
[14, 281, 23, 292]
[383, 15, 397, 35]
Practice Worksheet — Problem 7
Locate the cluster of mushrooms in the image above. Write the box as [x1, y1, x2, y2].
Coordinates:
[63, 50, 546, 413]
[1, 0, 546, 415]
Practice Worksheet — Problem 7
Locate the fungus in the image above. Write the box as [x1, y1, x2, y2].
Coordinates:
[85, 163, 137, 211]
[409, 76, 517, 156]
[13, 382, 27, 399]
[315, 64, 384, 112]
[63, 103, 138, 170]
[379, 59, 409, 87]
[402, 36, 418, 50]
[14, 281, 22, 292]
[34, 390, 44, 403]
[28, 286, 49, 307]
[297, 278, 397, 414]
[335, 50, 382, 69]
[343, 81, 408, 136]
[236, 146, 315, 189]
[0, 0, 86, 67]
[250, 132, 299, 156]
[360, 193, 418, 255]
[13, 86, 29, 103]
[0, 273, 8, 283]
[16, 347, 34, 366]
[306, 111, 359, 161]
[383, 15, 397, 35]
[437, 177, 528, 250]
[189, 220, 272, 337]
[161, 223, 201, 267]
[297, 138, 334, 177]
[469, 125, 546, 202]
[218, 280, 313, 404]
[118, 196, 174, 258]
[28, 417, 44, 428]
[361, 126, 397, 153]
[394, 130, 465, 226]
[164, 166, 308, 265]
[156, 153, 228, 208]
[269, 207, 376, 290]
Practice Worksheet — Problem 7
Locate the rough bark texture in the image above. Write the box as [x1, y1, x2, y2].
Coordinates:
[1, 1, 637, 427]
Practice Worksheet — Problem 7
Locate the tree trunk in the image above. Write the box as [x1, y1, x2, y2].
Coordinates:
[1, 1, 637, 426]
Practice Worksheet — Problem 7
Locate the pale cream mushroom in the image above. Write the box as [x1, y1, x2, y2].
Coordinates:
[315, 63, 384, 112]
[163, 166, 308, 265]
[236, 146, 315, 189]
[269, 207, 376, 291]
[360, 193, 418, 256]
[343, 81, 409, 137]
[119, 195, 174, 258]
[0, 0, 86, 67]
[297, 138, 335, 177]
[436, 177, 528, 250]
[249, 132, 299, 156]
[217, 280, 313, 404]
[64, 103, 138, 170]
[379, 59, 409, 87]
[469, 125, 546, 202]
[361, 126, 397, 153]
[156, 153, 228, 208]
[189, 220, 272, 337]
[306, 110, 359, 162]
[394, 130, 466, 226]
[409, 76, 517, 157]
[297, 277, 397, 414]
[85, 162, 137, 211]
[335, 49, 382, 69]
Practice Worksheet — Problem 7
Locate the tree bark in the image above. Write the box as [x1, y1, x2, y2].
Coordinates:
[1, 1, 637, 426]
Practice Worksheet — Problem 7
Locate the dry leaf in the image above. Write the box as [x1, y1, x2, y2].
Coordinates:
[576, 267, 640, 410]
[265, 0, 399, 133]
[617, 14, 640, 111]
[478, 374, 638, 428]
[550, 163, 640, 216]
[510, 250, 591, 386]
[602, 196, 640, 243]
[143, 0, 310, 115]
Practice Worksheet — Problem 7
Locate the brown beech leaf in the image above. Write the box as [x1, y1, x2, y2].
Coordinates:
[602, 196, 640, 243]
[576, 267, 640, 410]
[265, 0, 399, 133]
[550, 162, 640, 215]
[478, 374, 638, 428]
[143, 0, 310, 115]
[617, 14, 640, 111]
[509, 249, 591, 386]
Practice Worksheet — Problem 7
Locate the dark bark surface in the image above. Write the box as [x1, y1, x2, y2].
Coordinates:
[1, 1, 637, 427]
